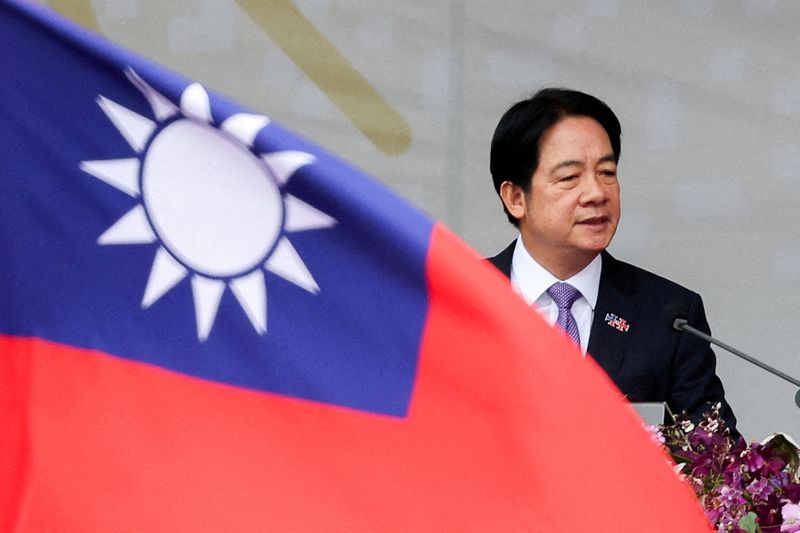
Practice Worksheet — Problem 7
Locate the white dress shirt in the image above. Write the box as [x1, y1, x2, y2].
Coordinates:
[509, 235, 602, 354]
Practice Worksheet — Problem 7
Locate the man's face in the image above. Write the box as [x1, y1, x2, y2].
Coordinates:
[502, 115, 620, 276]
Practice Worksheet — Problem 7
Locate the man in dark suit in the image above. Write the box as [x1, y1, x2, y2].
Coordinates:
[487, 87, 737, 432]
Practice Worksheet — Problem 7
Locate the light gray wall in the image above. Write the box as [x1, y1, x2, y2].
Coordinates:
[60, 0, 800, 440]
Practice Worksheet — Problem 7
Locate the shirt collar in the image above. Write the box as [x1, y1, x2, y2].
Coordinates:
[509, 235, 602, 308]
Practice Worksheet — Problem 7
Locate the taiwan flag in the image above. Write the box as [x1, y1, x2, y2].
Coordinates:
[0, 1, 712, 531]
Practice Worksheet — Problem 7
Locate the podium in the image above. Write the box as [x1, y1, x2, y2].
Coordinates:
[631, 402, 674, 426]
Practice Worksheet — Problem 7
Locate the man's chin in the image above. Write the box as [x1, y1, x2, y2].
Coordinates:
[576, 229, 616, 252]
[573, 240, 612, 258]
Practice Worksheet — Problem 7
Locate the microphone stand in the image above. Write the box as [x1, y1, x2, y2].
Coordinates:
[673, 318, 800, 407]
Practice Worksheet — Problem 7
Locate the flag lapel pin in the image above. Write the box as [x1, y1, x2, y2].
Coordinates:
[604, 313, 630, 332]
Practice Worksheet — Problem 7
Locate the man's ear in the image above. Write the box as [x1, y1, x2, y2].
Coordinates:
[499, 181, 526, 221]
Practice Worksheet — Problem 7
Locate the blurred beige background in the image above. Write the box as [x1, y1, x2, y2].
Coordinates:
[47, 0, 800, 441]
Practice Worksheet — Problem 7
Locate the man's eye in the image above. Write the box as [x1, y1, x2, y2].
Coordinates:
[557, 175, 580, 189]
[600, 170, 617, 181]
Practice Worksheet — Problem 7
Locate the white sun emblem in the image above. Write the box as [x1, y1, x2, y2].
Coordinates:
[81, 69, 336, 341]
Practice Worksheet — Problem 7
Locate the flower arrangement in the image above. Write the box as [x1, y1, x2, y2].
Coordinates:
[653, 404, 800, 532]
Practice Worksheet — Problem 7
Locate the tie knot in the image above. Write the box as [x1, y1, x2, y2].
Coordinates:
[547, 282, 581, 310]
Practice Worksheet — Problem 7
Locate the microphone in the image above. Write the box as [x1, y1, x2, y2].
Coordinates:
[667, 307, 800, 408]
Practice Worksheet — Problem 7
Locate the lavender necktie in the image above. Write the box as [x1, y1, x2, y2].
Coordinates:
[546, 282, 581, 346]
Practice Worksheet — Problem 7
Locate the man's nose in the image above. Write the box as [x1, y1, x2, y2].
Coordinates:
[579, 174, 608, 204]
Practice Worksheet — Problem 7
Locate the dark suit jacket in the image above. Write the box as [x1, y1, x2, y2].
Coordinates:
[487, 240, 737, 433]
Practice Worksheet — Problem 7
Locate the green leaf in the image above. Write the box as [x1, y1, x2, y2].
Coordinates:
[738, 511, 758, 533]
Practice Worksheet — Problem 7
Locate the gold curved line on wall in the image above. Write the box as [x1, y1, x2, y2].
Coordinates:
[236, 0, 412, 156]
[45, 0, 100, 32]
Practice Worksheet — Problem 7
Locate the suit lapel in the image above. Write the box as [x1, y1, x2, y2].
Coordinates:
[587, 251, 638, 381]
[486, 240, 515, 278]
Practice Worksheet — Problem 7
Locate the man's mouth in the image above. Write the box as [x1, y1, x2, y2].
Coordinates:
[577, 216, 609, 226]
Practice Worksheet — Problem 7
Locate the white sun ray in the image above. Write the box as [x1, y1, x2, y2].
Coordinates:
[80, 158, 141, 198]
[284, 195, 337, 232]
[98, 205, 156, 245]
[191, 275, 226, 341]
[230, 270, 267, 334]
[141, 247, 188, 308]
[180, 83, 213, 123]
[265, 238, 320, 294]
[125, 68, 179, 121]
[221, 113, 271, 146]
[261, 151, 316, 186]
[97, 96, 156, 153]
